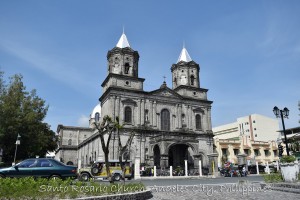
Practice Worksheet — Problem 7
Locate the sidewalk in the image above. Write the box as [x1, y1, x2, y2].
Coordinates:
[265, 182, 300, 194]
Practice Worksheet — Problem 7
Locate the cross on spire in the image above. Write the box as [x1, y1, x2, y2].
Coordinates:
[163, 75, 166, 82]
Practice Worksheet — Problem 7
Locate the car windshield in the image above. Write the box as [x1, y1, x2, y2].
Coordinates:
[17, 159, 36, 168]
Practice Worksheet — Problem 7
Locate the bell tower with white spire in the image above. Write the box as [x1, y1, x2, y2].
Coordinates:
[101, 31, 145, 92]
[171, 45, 208, 100]
[171, 45, 200, 89]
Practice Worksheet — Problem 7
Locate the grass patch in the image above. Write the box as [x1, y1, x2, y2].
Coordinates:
[0, 177, 145, 199]
[263, 173, 283, 183]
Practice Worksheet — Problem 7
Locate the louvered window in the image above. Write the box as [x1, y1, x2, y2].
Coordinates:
[161, 109, 170, 131]
[124, 107, 132, 123]
[196, 114, 202, 130]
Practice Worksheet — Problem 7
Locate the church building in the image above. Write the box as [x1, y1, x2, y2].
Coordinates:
[55, 32, 215, 172]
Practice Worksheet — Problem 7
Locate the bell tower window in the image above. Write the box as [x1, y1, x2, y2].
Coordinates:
[191, 75, 195, 86]
[125, 63, 130, 74]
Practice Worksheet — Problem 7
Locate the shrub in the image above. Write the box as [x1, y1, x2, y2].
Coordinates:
[263, 173, 283, 183]
[280, 155, 296, 163]
[0, 177, 145, 199]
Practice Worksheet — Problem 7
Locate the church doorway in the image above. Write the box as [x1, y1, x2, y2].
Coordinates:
[168, 144, 194, 169]
[153, 145, 161, 167]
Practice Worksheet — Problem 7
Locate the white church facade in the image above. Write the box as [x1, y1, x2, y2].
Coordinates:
[55, 32, 216, 173]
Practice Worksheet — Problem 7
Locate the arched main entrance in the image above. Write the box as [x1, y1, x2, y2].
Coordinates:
[168, 144, 194, 168]
[153, 145, 161, 167]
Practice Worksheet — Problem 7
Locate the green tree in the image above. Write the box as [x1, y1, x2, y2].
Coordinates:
[0, 72, 57, 163]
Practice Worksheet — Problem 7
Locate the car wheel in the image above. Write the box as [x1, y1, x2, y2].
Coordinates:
[113, 173, 121, 181]
[80, 173, 90, 182]
[49, 175, 61, 180]
[0, 174, 5, 179]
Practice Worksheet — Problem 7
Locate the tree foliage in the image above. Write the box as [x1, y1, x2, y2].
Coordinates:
[0, 72, 57, 163]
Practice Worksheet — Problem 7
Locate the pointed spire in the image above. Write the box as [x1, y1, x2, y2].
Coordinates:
[177, 44, 192, 63]
[116, 29, 131, 48]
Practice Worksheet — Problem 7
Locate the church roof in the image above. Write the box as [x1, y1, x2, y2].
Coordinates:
[90, 104, 101, 119]
[116, 32, 131, 48]
[177, 47, 192, 63]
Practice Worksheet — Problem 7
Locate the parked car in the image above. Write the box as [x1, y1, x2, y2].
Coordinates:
[0, 158, 77, 179]
[79, 160, 133, 181]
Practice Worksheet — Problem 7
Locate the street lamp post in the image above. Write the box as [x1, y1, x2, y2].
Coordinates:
[273, 106, 289, 156]
[13, 134, 21, 165]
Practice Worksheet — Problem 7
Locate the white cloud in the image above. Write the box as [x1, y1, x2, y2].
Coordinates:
[77, 115, 89, 127]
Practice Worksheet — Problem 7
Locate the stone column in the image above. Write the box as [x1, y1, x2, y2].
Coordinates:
[190, 106, 193, 130]
[149, 100, 153, 126]
[153, 101, 157, 127]
[207, 107, 212, 130]
[178, 105, 182, 128]
[134, 157, 141, 180]
[137, 99, 141, 126]
[112, 96, 116, 120]
[160, 154, 169, 168]
[141, 99, 145, 125]
[187, 105, 190, 129]
[115, 96, 120, 120]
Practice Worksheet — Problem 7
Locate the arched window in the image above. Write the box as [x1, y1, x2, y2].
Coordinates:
[161, 109, 170, 131]
[125, 63, 130, 74]
[191, 75, 195, 86]
[196, 114, 202, 130]
[95, 112, 100, 122]
[68, 139, 72, 145]
[124, 106, 132, 123]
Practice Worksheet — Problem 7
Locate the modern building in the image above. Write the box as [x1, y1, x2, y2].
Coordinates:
[55, 32, 216, 172]
[213, 114, 280, 142]
[213, 114, 280, 166]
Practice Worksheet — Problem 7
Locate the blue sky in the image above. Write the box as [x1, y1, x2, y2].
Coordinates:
[0, 0, 299, 132]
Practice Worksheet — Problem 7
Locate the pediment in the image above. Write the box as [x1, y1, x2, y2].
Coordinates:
[149, 88, 182, 99]
[121, 98, 137, 106]
[193, 107, 205, 113]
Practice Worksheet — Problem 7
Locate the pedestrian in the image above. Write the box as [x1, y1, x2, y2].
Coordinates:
[242, 165, 247, 177]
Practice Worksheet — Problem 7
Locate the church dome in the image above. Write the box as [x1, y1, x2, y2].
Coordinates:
[90, 104, 101, 121]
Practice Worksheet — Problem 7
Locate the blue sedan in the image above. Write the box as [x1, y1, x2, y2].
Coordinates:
[0, 158, 77, 179]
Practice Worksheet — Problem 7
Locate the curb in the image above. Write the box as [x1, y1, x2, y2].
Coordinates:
[63, 189, 153, 200]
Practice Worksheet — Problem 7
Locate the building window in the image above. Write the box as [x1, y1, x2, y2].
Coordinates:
[254, 128, 256, 130]
[273, 150, 278, 156]
[196, 114, 202, 130]
[255, 134, 257, 137]
[254, 149, 259, 156]
[124, 107, 132, 123]
[222, 148, 227, 156]
[68, 139, 72, 146]
[264, 150, 270, 157]
[253, 120, 256, 123]
[181, 114, 186, 127]
[145, 109, 149, 122]
[95, 112, 100, 122]
[234, 149, 239, 156]
[161, 109, 170, 131]
[244, 149, 250, 156]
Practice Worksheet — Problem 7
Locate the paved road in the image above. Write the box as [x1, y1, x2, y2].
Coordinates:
[137, 176, 300, 200]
